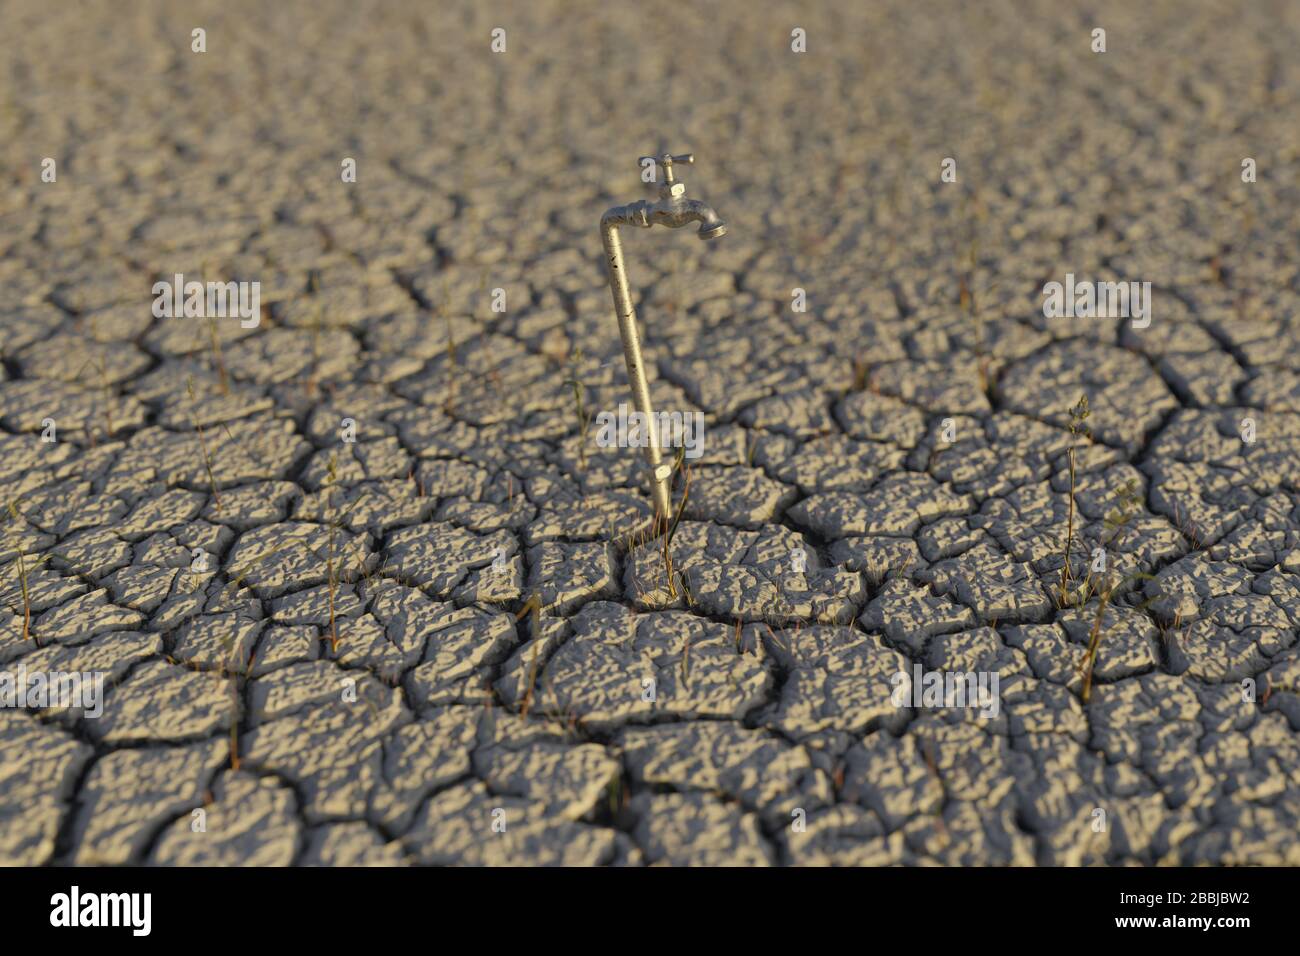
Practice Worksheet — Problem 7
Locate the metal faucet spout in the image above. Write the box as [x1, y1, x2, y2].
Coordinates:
[651, 198, 726, 239]
[687, 200, 727, 240]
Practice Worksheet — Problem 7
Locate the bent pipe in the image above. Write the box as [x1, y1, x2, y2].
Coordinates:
[600, 193, 727, 522]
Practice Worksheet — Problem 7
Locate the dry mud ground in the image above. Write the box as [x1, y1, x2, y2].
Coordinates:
[2, 0, 1300, 866]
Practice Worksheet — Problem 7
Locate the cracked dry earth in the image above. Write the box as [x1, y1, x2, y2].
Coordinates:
[2, 0, 1300, 867]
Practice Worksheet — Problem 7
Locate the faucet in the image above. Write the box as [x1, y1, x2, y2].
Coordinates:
[600, 152, 726, 521]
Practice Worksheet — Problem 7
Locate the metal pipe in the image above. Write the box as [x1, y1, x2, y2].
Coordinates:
[598, 153, 726, 523]
[601, 215, 673, 519]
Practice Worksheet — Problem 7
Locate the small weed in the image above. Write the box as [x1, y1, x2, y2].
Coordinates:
[438, 277, 460, 412]
[515, 592, 545, 719]
[514, 591, 543, 627]
[850, 357, 870, 393]
[1058, 393, 1091, 607]
[563, 349, 592, 473]
[324, 454, 342, 654]
[959, 193, 990, 392]
[1079, 478, 1150, 703]
[201, 260, 232, 395]
[606, 776, 624, 818]
[763, 623, 788, 655]
[207, 315, 231, 396]
[216, 628, 246, 770]
[307, 297, 325, 397]
[317, 457, 366, 655]
[661, 453, 691, 598]
[96, 356, 115, 440]
[961, 251, 989, 392]
[520, 642, 542, 719]
[186, 377, 222, 516]
[4, 500, 35, 646]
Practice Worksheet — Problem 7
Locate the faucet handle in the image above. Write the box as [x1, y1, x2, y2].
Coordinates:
[639, 153, 694, 185]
